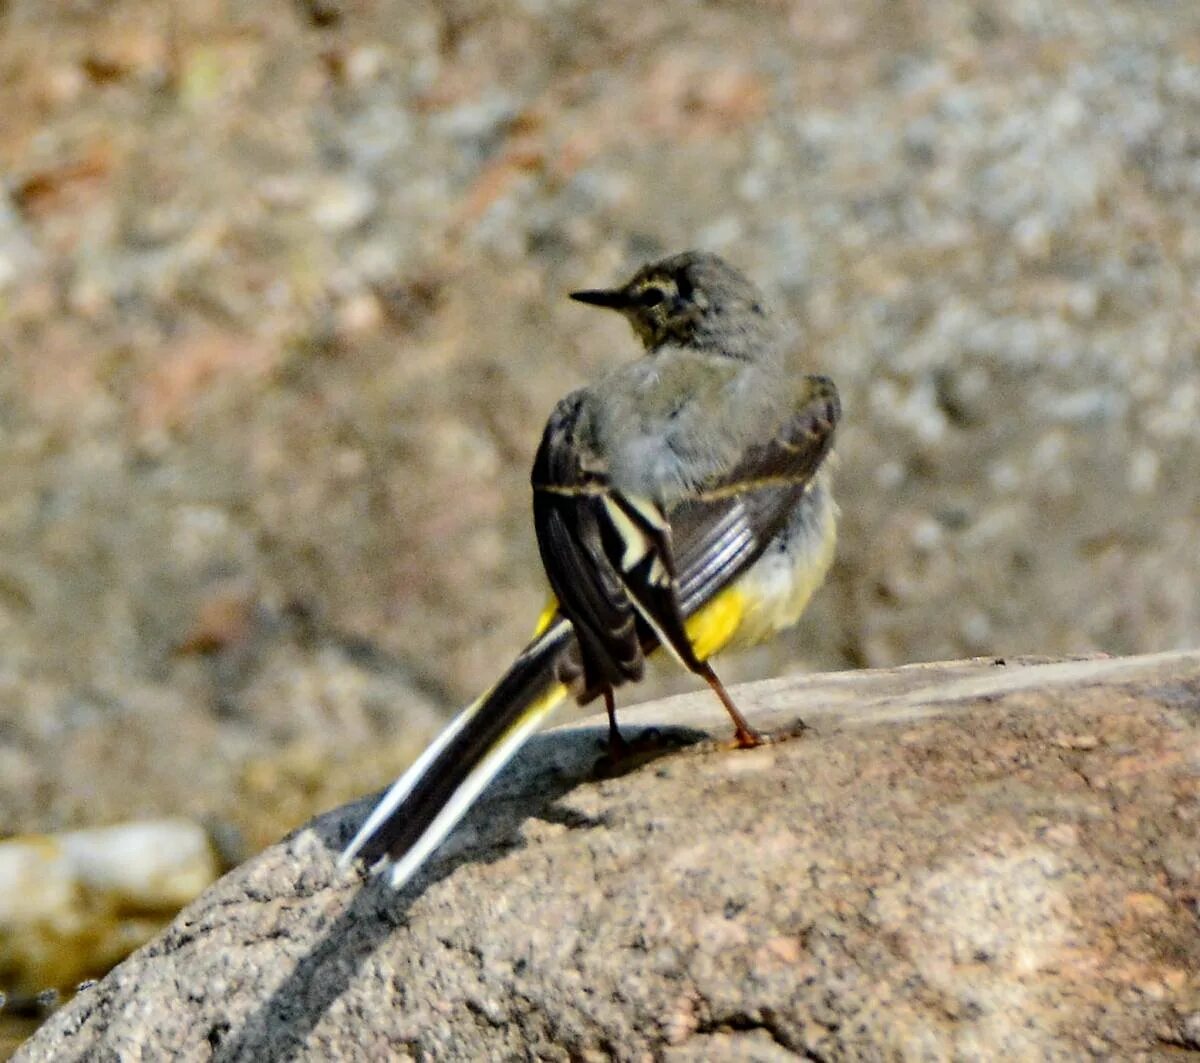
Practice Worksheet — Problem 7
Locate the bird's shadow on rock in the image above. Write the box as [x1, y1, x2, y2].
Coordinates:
[212, 722, 707, 1063]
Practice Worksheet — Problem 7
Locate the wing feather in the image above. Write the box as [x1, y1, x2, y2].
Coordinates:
[531, 394, 644, 692]
[672, 373, 840, 613]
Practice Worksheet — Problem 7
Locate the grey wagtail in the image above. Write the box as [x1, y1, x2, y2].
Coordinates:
[341, 251, 841, 889]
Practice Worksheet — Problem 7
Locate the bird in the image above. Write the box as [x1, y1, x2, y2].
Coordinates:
[340, 251, 841, 890]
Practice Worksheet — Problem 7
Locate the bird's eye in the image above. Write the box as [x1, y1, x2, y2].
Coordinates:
[638, 286, 665, 308]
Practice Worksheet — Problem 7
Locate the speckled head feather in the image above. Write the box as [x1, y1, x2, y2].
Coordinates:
[570, 251, 773, 356]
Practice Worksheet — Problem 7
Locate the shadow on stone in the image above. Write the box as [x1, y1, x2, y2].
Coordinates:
[212, 722, 708, 1062]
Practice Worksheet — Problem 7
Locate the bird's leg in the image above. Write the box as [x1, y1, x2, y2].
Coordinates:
[697, 662, 763, 748]
[603, 687, 629, 756]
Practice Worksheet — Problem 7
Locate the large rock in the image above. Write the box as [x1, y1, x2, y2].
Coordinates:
[16, 652, 1200, 1060]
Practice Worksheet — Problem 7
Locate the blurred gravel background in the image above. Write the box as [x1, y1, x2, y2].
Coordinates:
[0, 0, 1198, 940]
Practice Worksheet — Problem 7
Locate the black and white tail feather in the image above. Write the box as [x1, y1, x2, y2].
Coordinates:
[339, 619, 574, 888]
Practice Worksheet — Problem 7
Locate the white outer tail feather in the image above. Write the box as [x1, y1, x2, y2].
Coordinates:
[384, 694, 561, 890]
[337, 697, 483, 871]
[338, 620, 571, 891]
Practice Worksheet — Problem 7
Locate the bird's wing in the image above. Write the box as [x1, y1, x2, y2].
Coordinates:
[531, 393, 649, 691]
[671, 373, 840, 613]
[532, 374, 840, 685]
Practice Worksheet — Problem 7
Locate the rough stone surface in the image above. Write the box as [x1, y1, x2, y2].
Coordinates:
[16, 652, 1200, 1061]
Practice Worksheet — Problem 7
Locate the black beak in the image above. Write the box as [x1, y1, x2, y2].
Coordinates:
[569, 287, 631, 310]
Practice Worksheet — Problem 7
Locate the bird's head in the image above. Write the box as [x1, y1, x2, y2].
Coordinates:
[570, 251, 768, 352]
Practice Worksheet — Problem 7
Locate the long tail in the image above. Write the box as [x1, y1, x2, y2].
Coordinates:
[339, 619, 573, 890]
